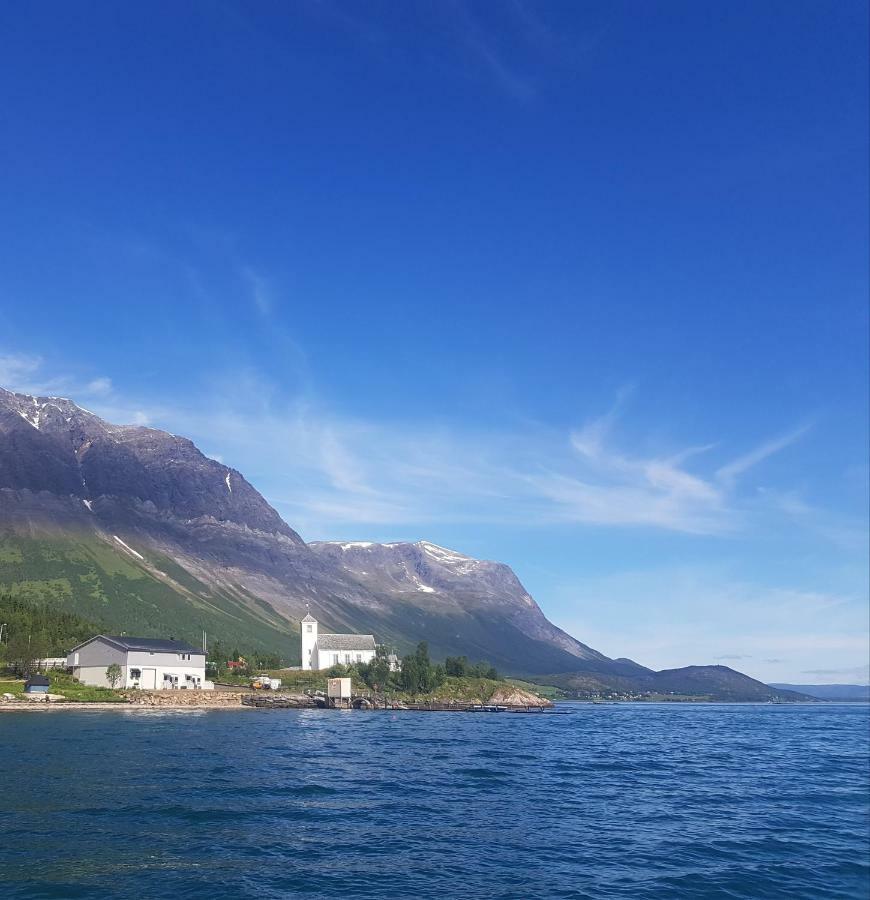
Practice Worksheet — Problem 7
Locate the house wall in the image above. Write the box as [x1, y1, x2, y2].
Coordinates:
[67, 640, 209, 689]
[68, 638, 126, 669]
[71, 665, 119, 688]
[313, 647, 375, 670]
[125, 652, 207, 690]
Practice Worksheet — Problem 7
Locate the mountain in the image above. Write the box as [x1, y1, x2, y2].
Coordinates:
[306, 539, 635, 674]
[0, 387, 619, 673]
[0, 386, 818, 699]
[530, 665, 814, 702]
[770, 684, 870, 701]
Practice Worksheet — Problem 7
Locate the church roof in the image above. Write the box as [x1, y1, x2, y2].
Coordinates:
[316, 633, 376, 651]
[301, 614, 317, 623]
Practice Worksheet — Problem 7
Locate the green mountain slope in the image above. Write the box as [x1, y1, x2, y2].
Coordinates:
[0, 532, 296, 657]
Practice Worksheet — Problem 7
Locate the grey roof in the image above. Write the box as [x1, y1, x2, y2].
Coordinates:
[301, 614, 317, 623]
[69, 635, 202, 654]
[316, 633, 376, 651]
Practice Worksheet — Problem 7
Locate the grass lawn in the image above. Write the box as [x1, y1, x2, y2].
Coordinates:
[217, 669, 549, 704]
[507, 678, 567, 701]
[0, 677, 24, 697]
[0, 671, 125, 702]
[49, 672, 126, 702]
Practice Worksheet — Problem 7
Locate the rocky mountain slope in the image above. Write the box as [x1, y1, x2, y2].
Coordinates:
[0, 387, 615, 673]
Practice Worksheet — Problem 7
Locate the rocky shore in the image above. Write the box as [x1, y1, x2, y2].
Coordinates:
[0, 689, 252, 711]
[1, 683, 552, 712]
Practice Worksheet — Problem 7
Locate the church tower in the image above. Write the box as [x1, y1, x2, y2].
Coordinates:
[300, 611, 318, 670]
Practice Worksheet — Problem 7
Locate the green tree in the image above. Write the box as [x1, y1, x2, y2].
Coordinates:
[7, 630, 37, 675]
[105, 663, 122, 689]
[445, 655, 469, 676]
[368, 645, 392, 689]
[399, 642, 445, 694]
[399, 653, 419, 693]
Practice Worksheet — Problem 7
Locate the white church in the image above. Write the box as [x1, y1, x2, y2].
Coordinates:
[300, 613, 377, 671]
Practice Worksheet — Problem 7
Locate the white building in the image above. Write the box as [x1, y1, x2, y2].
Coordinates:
[300, 614, 377, 670]
[67, 635, 211, 690]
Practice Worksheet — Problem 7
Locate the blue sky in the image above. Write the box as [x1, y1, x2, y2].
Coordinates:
[1, 1, 867, 683]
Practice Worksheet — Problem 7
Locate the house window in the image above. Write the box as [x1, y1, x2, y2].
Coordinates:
[130, 669, 141, 680]
[356, 654, 362, 663]
[306, 625, 313, 633]
[333, 654, 340, 665]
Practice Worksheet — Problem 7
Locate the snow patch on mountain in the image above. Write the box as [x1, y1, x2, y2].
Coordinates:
[113, 535, 144, 560]
[417, 541, 469, 562]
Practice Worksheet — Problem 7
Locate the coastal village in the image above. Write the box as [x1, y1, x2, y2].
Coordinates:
[0, 611, 552, 712]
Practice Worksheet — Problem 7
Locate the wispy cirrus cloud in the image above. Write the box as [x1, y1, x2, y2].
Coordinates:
[0, 352, 150, 424]
[0, 354, 820, 541]
[519, 397, 810, 535]
[716, 423, 812, 485]
[0, 352, 116, 403]
[242, 267, 273, 318]
[154, 381, 817, 540]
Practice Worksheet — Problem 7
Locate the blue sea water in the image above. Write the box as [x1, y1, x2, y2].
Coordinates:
[1, 703, 868, 899]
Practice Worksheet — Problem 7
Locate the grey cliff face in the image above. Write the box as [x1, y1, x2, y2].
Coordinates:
[0, 388, 299, 540]
[308, 540, 607, 663]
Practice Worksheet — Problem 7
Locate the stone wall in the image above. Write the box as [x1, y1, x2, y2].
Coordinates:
[121, 690, 247, 707]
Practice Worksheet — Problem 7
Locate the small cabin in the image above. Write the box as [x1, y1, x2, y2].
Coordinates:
[24, 674, 51, 694]
[327, 676, 352, 708]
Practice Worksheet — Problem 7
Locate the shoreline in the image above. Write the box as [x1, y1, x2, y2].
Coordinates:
[2, 698, 856, 713]
[0, 701, 253, 712]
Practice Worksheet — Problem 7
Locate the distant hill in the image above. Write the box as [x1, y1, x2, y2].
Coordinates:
[770, 684, 870, 702]
[531, 666, 814, 702]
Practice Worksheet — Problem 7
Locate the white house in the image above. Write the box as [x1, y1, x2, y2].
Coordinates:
[67, 635, 212, 690]
[300, 614, 377, 670]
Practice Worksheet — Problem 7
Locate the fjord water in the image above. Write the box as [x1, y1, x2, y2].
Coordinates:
[2, 704, 867, 899]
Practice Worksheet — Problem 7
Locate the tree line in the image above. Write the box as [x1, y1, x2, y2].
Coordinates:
[0, 591, 501, 692]
[327, 642, 499, 695]
[0, 591, 98, 673]
[204, 639, 282, 678]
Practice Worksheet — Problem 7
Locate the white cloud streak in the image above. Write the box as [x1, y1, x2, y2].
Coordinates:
[716, 424, 811, 485]
[0, 355, 821, 542]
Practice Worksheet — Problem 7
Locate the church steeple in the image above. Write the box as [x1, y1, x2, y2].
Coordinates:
[300, 607, 318, 670]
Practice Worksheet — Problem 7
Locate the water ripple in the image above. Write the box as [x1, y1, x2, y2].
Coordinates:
[0, 703, 867, 898]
